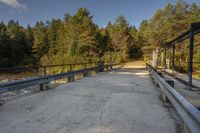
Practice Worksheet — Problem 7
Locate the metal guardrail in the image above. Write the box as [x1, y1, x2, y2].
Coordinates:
[0, 63, 123, 94]
[146, 63, 200, 133]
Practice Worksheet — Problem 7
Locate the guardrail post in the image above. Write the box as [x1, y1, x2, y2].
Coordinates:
[165, 79, 174, 88]
[83, 71, 89, 77]
[161, 92, 169, 103]
[155, 72, 163, 87]
[157, 72, 163, 77]
[68, 75, 75, 82]
[40, 83, 48, 91]
[162, 78, 174, 103]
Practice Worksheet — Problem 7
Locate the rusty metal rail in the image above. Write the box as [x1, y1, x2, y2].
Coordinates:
[0, 62, 97, 76]
[146, 63, 200, 133]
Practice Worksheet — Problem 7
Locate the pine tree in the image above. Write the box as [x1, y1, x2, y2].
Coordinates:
[33, 21, 49, 65]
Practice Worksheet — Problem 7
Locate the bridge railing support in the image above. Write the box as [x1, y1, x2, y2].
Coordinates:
[188, 24, 195, 90]
[0, 62, 123, 101]
[155, 23, 200, 90]
[146, 63, 200, 133]
[162, 78, 174, 103]
[40, 83, 49, 91]
[68, 76, 75, 82]
[83, 72, 89, 77]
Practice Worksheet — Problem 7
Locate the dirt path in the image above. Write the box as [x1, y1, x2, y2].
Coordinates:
[0, 62, 176, 133]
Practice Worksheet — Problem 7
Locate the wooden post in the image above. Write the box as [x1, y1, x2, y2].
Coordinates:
[188, 24, 194, 90]
[69, 64, 72, 72]
[172, 44, 175, 76]
[164, 46, 167, 73]
[43, 66, 47, 75]
[98, 61, 105, 72]
[166, 79, 174, 88]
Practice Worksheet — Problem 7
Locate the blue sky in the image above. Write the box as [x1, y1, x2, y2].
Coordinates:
[0, 0, 200, 28]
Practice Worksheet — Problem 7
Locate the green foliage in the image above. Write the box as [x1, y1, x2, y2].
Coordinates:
[105, 16, 141, 62]
[2, 1, 199, 68]
[0, 8, 142, 68]
[0, 22, 11, 67]
[0, 21, 34, 67]
[139, 0, 200, 63]
[66, 8, 99, 60]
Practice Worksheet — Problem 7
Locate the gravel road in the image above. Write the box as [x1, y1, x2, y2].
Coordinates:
[0, 63, 176, 133]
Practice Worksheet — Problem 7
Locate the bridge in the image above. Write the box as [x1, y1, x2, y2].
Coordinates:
[0, 23, 200, 133]
[0, 62, 178, 133]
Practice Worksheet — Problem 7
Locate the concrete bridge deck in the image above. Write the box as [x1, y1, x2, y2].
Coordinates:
[0, 63, 176, 133]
